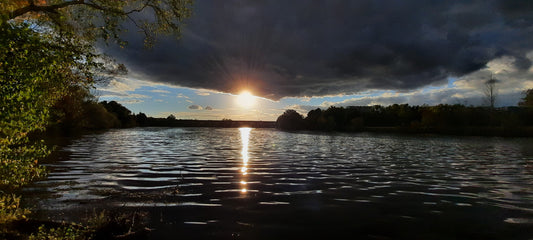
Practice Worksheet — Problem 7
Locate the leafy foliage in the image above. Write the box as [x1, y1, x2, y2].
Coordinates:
[1, 1, 194, 239]
[519, 89, 533, 107]
[48, 87, 121, 133]
[1, 0, 194, 47]
[0, 194, 31, 239]
[276, 110, 304, 130]
[100, 101, 137, 128]
[0, 22, 98, 189]
[0, 21, 102, 237]
[0, 194, 29, 225]
[29, 225, 88, 240]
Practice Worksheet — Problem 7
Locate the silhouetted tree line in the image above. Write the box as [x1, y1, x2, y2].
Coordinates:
[47, 90, 275, 135]
[47, 86, 139, 135]
[137, 116, 275, 128]
[276, 90, 533, 136]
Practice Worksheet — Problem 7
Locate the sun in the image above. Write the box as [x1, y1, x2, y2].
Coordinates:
[236, 91, 256, 108]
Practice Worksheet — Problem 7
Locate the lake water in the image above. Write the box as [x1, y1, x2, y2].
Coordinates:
[24, 127, 533, 239]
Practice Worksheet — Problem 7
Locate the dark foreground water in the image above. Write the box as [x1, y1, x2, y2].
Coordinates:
[23, 128, 533, 239]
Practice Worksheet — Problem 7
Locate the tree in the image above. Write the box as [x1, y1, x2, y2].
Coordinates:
[484, 75, 498, 108]
[1, 1, 194, 231]
[136, 112, 148, 126]
[101, 101, 136, 127]
[1, 0, 193, 46]
[0, 23, 103, 189]
[305, 108, 324, 130]
[519, 89, 533, 107]
[0, 19, 113, 234]
[1, 1, 193, 189]
[276, 110, 304, 130]
[167, 114, 177, 120]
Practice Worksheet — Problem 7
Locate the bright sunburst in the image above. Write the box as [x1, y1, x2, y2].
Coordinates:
[236, 91, 255, 108]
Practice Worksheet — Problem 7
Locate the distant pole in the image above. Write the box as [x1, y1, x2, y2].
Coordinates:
[484, 74, 497, 108]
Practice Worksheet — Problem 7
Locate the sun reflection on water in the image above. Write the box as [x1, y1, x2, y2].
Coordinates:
[239, 127, 251, 194]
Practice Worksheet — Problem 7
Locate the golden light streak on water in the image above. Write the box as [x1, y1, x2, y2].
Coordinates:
[239, 127, 251, 194]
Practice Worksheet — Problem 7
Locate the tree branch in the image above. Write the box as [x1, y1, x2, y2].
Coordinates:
[124, 2, 150, 15]
[8, 0, 145, 20]
[9, 0, 85, 20]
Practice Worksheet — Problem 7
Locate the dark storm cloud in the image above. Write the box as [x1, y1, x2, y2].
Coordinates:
[106, 0, 533, 100]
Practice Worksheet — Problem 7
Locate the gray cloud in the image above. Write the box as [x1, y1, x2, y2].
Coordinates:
[204, 106, 213, 110]
[188, 105, 202, 110]
[107, 0, 533, 100]
[289, 82, 528, 113]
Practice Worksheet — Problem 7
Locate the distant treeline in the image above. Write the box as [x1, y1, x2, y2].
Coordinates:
[276, 104, 533, 137]
[47, 97, 137, 135]
[47, 95, 274, 136]
[139, 117, 275, 128]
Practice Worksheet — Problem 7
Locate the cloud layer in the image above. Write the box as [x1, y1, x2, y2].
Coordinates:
[108, 0, 533, 100]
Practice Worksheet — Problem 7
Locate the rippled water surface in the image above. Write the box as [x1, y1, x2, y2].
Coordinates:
[24, 128, 533, 239]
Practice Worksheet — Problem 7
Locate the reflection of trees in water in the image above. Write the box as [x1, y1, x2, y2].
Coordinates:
[484, 76, 498, 108]
[521, 144, 533, 157]
[520, 141, 533, 175]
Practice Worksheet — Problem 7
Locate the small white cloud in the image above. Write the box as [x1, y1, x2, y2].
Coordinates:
[129, 93, 151, 99]
[186, 99, 193, 103]
[150, 89, 171, 94]
[195, 90, 212, 96]
[176, 93, 190, 99]
[300, 96, 311, 102]
[119, 99, 144, 104]
[284, 105, 316, 115]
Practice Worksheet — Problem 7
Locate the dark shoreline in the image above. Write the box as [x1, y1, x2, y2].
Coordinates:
[44, 121, 533, 138]
[140, 119, 276, 128]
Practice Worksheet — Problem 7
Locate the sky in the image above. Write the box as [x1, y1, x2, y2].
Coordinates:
[97, 0, 533, 121]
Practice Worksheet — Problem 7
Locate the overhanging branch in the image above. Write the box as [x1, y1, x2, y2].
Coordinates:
[7, 0, 142, 20]
[9, 0, 85, 19]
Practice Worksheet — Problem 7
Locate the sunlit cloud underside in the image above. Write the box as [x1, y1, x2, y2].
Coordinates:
[96, 54, 533, 121]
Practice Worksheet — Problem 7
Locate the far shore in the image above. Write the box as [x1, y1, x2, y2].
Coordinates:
[142, 119, 533, 137]
[43, 118, 533, 138]
[137, 119, 277, 128]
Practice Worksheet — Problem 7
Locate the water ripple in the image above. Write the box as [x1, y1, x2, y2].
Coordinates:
[22, 128, 533, 237]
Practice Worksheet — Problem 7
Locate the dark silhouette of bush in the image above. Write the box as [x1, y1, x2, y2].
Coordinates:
[81, 102, 120, 129]
[519, 89, 533, 107]
[167, 114, 177, 120]
[136, 113, 149, 127]
[48, 86, 122, 133]
[276, 110, 305, 130]
[100, 101, 137, 128]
